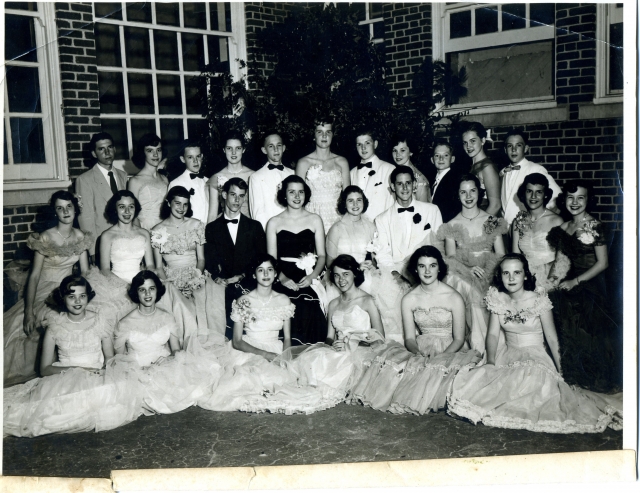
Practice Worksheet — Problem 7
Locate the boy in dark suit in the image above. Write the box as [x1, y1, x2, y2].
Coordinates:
[427, 140, 462, 223]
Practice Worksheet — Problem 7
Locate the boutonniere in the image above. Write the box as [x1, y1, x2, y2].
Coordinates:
[423, 223, 431, 231]
[413, 213, 422, 224]
[577, 221, 599, 245]
[483, 216, 501, 235]
[368, 170, 376, 177]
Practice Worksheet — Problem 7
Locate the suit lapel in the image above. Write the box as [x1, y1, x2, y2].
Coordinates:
[92, 165, 113, 203]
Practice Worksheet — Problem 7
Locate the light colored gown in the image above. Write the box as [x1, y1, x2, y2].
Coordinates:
[3, 232, 94, 386]
[304, 164, 343, 233]
[137, 181, 168, 230]
[447, 287, 623, 433]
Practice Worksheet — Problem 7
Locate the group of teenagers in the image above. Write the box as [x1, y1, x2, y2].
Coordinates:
[3, 120, 623, 438]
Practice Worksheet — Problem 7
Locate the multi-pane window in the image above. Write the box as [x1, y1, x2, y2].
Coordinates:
[355, 2, 385, 44]
[94, 2, 244, 164]
[595, 3, 623, 103]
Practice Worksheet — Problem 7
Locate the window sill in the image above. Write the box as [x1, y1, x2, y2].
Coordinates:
[592, 96, 623, 106]
[436, 99, 557, 118]
[3, 180, 72, 207]
[579, 102, 623, 120]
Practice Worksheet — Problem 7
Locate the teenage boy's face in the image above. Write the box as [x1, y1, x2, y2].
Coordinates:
[261, 135, 285, 164]
[92, 139, 115, 168]
[222, 185, 246, 214]
[504, 135, 529, 165]
[356, 134, 377, 161]
[391, 173, 415, 203]
[181, 146, 202, 173]
[224, 139, 244, 165]
[431, 145, 455, 171]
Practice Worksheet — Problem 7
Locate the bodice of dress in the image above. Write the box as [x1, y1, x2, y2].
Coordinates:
[331, 305, 372, 339]
[277, 229, 316, 283]
[114, 310, 179, 367]
[519, 229, 556, 267]
[326, 216, 376, 264]
[151, 222, 205, 270]
[26, 232, 94, 284]
[470, 158, 496, 189]
[305, 165, 342, 203]
[547, 222, 605, 278]
[212, 170, 254, 217]
[413, 307, 453, 340]
[137, 181, 168, 230]
[47, 312, 111, 369]
[111, 235, 146, 283]
[231, 298, 296, 342]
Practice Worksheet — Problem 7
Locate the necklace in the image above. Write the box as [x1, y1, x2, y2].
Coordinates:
[461, 210, 481, 221]
[55, 228, 72, 242]
[226, 166, 244, 175]
[138, 306, 157, 316]
[419, 283, 437, 295]
[253, 293, 273, 306]
[530, 209, 547, 223]
[66, 312, 87, 324]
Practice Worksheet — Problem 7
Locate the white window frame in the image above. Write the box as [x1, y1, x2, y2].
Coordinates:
[432, 2, 557, 116]
[94, 2, 247, 168]
[358, 2, 384, 44]
[594, 3, 623, 105]
[3, 3, 69, 193]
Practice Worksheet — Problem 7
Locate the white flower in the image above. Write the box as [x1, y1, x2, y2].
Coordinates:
[306, 165, 322, 181]
[217, 175, 229, 189]
[296, 253, 317, 275]
[577, 221, 599, 245]
[365, 232, 381, 254]
[577, 232, 595, 245]
[150, 228, 170, 249]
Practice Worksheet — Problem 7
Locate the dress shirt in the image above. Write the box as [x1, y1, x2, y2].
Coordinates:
[349, 155, 396, 221]
[95, 163, 115, 189]
[169, 169, 210, 224]
[431, 167, 451, 199]
[225, 213, 240, 243]
[249, 162, 294, 229]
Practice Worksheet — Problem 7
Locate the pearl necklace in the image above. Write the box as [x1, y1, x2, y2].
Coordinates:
[530, 209, 547, 223]
[225, 166, 244, 175]
[252, 293, 273, 306]
[55, 228, 72, 243]
[66, 313, 87, 324]
[138, 306, 157, 316]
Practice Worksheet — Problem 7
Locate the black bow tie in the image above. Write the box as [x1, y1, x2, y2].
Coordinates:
[357, 162, 372, 169]
[224, 218, 239, 224]
[190, 173, 204, 179]
[268, 164, 284, 171]
[398, 206, 414, 213]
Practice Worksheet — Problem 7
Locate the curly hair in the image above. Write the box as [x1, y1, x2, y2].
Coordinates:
[276, 175, 312, 207]
[390, 165, 416, 184]
[493, 253, 536, 293]
[461, 121, 487, 140]
[517, 173, 553, 207]
[50, 190, 81, 217]
[337, 186, 369, 215]
[132, 133, 162, 169]
[330, 254, 365, 287]
[48, 275, 96, 313]
[408, 246, 448, 282]
[89, 132, 114, 152]
[556, 179, 598, 213]
[105, 190, 142, 225]
[249, 253, 280, 277]
[458, 173, 486, 204]
[128, 270, 166, 304]
[160, 186, 193, 219]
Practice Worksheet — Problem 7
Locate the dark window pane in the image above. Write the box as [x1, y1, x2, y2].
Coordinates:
[5, 3, 38, 11]
[369, 2, 383, 18]
[187, 119, 208, 143]
[157, 74, 182, 115]
[352, 3, 366, 22]
[185, 76, 203, 115]
[182, 33, 205, 71]
[95, 23, 122, 67]
[160, 119, 184, 161]
[5, 14, 38, 63]
[156, 2, 180, 26]
[183, 3, 207, 29]
[209, 2, 231, 32]
[373, 21, 385, 40]
[131, 119, 157, 149]
[206, 36, 230, 72]
[98, 71, 126, 114]
[153, 30, 179, 71]
[126, 2, 152, 23]
[530, 3, 554, 27]
[502, 4, 526, 31]
[127, 73, 154, 113]
[476, 6, 498, 35]
[450, 10, 471, 39]
[124, 26, 151, 69]
[10, 117, 46, 164]
[95, 2, 122, 20]
[225, 2, 232, 32]
[4, 121, 9, 164]
[100, 118, 129, 160]
[609, 23, 623, 91]
[6, 66, 41, 113]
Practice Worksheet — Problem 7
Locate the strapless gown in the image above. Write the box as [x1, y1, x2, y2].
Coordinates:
[447, 287, 623, 433]
[275, 229, 326, 345]
[137, 181, 168, 231]
[304, 165, 342, 233]
[351, 307, 479, 414]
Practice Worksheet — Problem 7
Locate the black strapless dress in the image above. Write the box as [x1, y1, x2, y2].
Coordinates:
[275, 229, 326, 345]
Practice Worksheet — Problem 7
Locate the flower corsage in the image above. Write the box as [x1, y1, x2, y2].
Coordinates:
[512, 211, 532, 238]
[577, 220, 599, 245]
[232, 298, 257, 325]
[483, 216, 501, 235]
[296, 252, 318, 275]
[150, 228, 170, 251]
[217, 175, 229, 191]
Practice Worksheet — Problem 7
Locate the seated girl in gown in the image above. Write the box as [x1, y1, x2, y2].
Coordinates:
[151, 186, 226, 343]
[352, 246, 480, 414]
[435, 174, 507, 355]
[511, 173, 569, 291]
[4, 191, 93, 387]
[447, 254, 622, 433]
[325, 186, 410, 342]
[4, 276, 143, 437]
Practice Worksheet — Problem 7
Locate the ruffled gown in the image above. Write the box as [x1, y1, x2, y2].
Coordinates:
[447, 287, 623, 433]
[351, 307, 479, 414]
[546, 223, 622, 392]
[304, 165, 343, 233]
[3, 232, 94, 387]
[4, 312, 143, 437]
[137, 181, 168, 231]
[150, 222, 226, 344]
[435, 217, 508, 354]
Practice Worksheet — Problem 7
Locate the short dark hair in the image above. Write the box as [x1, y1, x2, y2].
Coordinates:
[493, 253, 536, 293]
[161, 186, 194, 219]
[557, 179, 597, 212]
[390, 134, 413, 149]
[390, 165, 415, 184]
[128, 270, 166, 303]
[504, 127, 529, 146]
[517, 173, 553, 207]
[330, 254, 365, 287]
[222, 177, 249, 194]
[276, 175, 312, 207]
[250, 253, 280, 277]
[262, 130, 283, 147]
[458, 173, 486, 203]
[461, 121, 487, 140]
[432, 139, 454, 155]
[180, 139, 201, 155]
[223, 130, 246, 148]
[50, 190, 81, 217]
[48, 275, 96, 313]
[355, 128, 376, 142]
[313, 117, 334, 129]
[408, 246, 448, 281]
[89, 132, 114, 152]
[337, 185, 369, 215]
[105, 190, 142, 224]
[133, 133, 162, 169]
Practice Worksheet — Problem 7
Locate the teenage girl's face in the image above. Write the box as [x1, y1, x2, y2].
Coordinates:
[416, 256, 439, 285]
[137, 279, 158, 308]
[144, 144, 163, 167]
[458, 180, 479, 209]
[392, 141, 412, 165]
[116, 196, 136, 224]
[54, 199, 76, 225]
[285, 182, 305, 209]
[64, 285, 89, 316]
[333, 266, 355, 292]
[224, 139, 244, 165]
[565, 186, 589, 217]
[254, 261, 276, 287]
[314, 124, 333, 148]
[169, 196, 190, 219]
[524, 183, 546, 211]
[462, 131, 485, 159]
[345, 192, 364, 217]
[500, 259, 526, 294]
